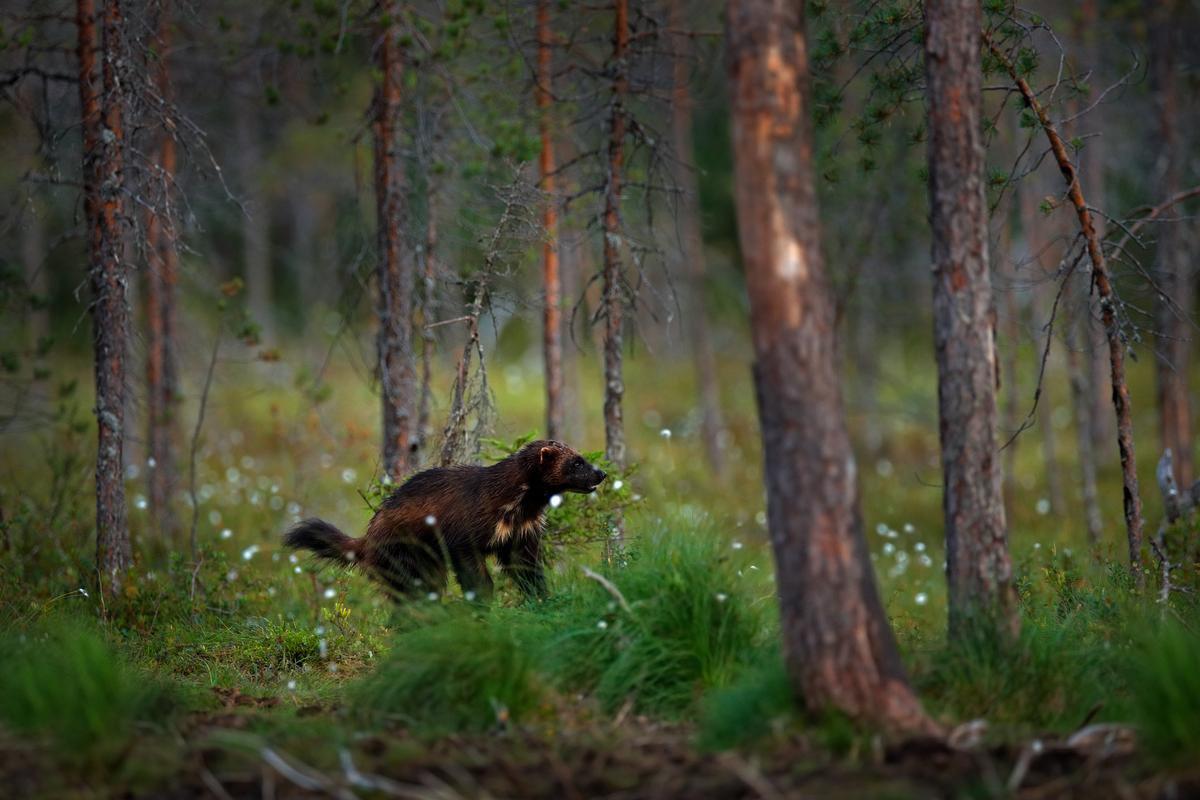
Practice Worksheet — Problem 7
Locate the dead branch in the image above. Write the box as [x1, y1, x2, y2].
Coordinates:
[986, 31, 1146, 585]
[580, 565, 633, 614]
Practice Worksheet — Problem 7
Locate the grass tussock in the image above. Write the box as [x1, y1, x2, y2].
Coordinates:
[350, 608, 544, 734]
[0, 619, 177, 765]
[1125, 619, 1200, 765]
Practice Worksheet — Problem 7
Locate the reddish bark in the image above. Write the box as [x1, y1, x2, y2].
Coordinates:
[145, 4, 179, 542]
[80, 0, 132, 594]
[926, 0, 1018, 638]
[727, 0, 937, 735]
[537, 0, 563, 441]
[669, 0, 726, 476]
[373, 4, 417, 481]
[987, 35, 1146, 584]
[602, 0, 628, 470]
[1147, 0, 1193, 488]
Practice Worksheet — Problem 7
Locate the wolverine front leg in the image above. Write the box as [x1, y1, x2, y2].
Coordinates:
[498, 535, 547, 599]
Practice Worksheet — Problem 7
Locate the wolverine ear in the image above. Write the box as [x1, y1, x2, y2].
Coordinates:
[539, 446, 556, 466]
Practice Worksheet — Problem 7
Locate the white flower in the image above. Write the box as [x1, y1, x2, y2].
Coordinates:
[1035, 498, 1051, 515]
[427, 592, 439, 602]
[424, 515, 438, 527]
[613, 480, 624, 491]
[903, 523, 916, 534]
[464, 591, 477, 601]
[660, 428, 672, 439]
[731, 541, 744, 550]
[715, 592, 728, 603]
[323, 588, 336, 599]
[597, 620, 608, 630]
[221, 528, 233, 540]
[549, 494, 563, 509]
[341, 468, 357, 484]
[241, 545, 259, 561]
[882, 542, 895, 555]
[294, 566, 303, 574]
[914, 542, 926, 553]
[915, 592, 928, 606]
[287, 680, 297, 690]
[289, 553, 299, 563]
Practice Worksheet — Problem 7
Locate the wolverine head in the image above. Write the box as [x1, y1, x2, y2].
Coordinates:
[525, 440, 607, 494]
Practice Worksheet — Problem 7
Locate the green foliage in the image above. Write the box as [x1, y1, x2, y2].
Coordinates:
[697, 652, 793, 750]
[350, 608, 544, 734]
[1124, 621, 1200, 765]
[540, 525, 771, 718]
[0, 620, 177, 766]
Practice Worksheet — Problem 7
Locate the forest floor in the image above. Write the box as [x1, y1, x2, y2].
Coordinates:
[2, 353, 1199, 799]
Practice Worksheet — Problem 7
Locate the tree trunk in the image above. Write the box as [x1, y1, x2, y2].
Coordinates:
[1148, 0, 1193, 488]
[80, 0, 132, 595]
[417, 185, 437, 457]
[145, 3, 179, 543]
[537, 0, 563, 441]
[997, 207, 1021, 503]
[373, 4, 417, 481]
[987, 35, 1146, 585]
[602, 0, 628, 470]
[235, 88, 272, 338]
[669, 0, 726, 476]
[925, 0, 1019, 639]
[1079, 0, 1112, 456]
[1067, 332, 1104, 548]
[727, 0, 937, 736]
[1018, 180, 1066, 517]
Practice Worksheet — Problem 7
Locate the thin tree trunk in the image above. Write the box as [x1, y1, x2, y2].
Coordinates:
[145, 3, 179, 543]
[1079, 0, 1111, 455]
[998, 208, 1021, 502]
[21, 199, 49, 354]
[373, 4, 417, 481]
[602, 0, 628, 470]
[1067, 330, 1104, 548]
[537, 0, 563, 441]
[1148, 0, 1193, 488]
[80, 0, 132, 594]
[418, 185, 437, 456]
[727, 0, 938, 736]
[669, 0, 725, 475]
[1019, 180, 1066, 517]
[926, 0, 1018, 639]
[235, 89, 271, 338]
[987, 35, 1146, 585]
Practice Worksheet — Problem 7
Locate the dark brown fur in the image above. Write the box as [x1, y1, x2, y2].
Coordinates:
[283, 440, 605, 600]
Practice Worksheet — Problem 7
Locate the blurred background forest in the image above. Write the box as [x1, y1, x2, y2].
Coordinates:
[0, 0, 1199, 796]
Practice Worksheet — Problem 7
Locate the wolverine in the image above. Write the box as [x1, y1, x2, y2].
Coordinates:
[284, 440, 606, 600]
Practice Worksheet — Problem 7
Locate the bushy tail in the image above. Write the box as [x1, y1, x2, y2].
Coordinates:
[283, 518, 358, 563]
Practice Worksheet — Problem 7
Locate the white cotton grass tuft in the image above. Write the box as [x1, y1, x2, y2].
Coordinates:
[323, 587, 336, 599]
[612, 480, 624, 491]
[221, 528, 234, 540]
[549, 494, 563, 509]
[425, 515, 438, 527]
[241, 545, 259, 561]
[714, 592, 728, 603]
[1035, 498, 1051, 515]
[915, 592, 929, 606]
[660, 428, 672, 439]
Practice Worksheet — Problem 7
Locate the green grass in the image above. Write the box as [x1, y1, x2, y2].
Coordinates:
[0, 619, 178, 766]
[350, 606, 546, 734]
[1124, 619, 1200, 765]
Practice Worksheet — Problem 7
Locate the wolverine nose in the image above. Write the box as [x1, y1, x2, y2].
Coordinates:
[595, 469, 607, 483]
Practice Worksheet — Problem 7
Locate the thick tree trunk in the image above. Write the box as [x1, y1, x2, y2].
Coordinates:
[727, 0, 937, 735]
[987, 35, 1146, 584]
[1148, 0, 1193, 488]
[669, 0, 726, 476]
[145, 4, 179, 543]
[602, 0, 628, 469]
[537, 0, 563, 441]
[80, 0, 132, 594]
[925, 0, 1019, 639]
[373, 5, 417, 481]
